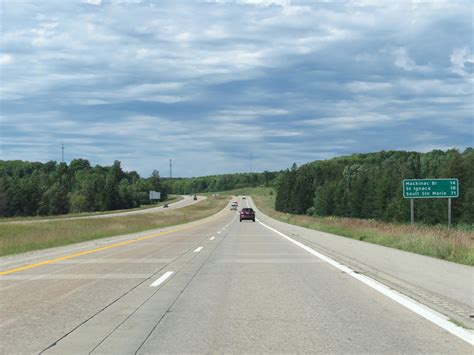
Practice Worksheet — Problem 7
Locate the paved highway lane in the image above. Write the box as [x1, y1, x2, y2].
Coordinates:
[0, 198, 472, 353]
[0, 195, 205, 224]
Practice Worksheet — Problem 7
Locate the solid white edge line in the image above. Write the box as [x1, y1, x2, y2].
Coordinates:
[257, 218, 474, 346]
[150, 271, 173, 287]
[210, 237, 215, 240]
[194, 246, 203, 252]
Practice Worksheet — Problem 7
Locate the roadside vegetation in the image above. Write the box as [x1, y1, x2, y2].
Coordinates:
[274, 149, 473, 225]
[0, 194, 229, 256]
[234, 187, 474, 266]
[167, 149, 473, 226]
[166, 171, 278, 194]
[3, 149, 472, 226]
[0, 159, 170, 217]
[0, 195, 181, 223]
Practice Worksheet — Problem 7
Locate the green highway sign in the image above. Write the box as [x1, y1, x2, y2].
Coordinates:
[403, 179, 459, 199]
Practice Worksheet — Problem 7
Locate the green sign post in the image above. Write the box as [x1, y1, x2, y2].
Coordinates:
[402, 179, 459, 228]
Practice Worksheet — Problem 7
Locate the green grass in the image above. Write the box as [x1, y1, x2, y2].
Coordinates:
[229, 187, 474, 266]
[0, 195, 182, 223]
[0, 194, 229, 256]
[449, 318, 471, 329]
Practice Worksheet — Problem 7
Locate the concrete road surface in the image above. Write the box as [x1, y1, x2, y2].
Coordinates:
[0, 197, 472, 354]
[248, 199, 474, 330]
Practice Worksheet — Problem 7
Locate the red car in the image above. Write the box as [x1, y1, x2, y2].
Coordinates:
[240, 208, 255, 222]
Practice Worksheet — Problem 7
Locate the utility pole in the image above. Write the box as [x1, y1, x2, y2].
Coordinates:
[250, 152, 253, 173]
[169, 159, 172, 179]
[61, 142, 64, 163]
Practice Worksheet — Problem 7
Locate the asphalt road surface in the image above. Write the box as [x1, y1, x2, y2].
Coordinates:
[0, 195, 204, 224]
[0, 197, 472, 354]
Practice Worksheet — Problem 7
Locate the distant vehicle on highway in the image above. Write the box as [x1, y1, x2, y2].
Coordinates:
[163, 203, 168, 208]
[240, 207, 255, 222]
[193, 195, 197, 200]
[230, 201, 238, 210]
[242, 196, 246, 199]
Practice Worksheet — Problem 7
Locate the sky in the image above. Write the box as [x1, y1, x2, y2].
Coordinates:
[1, 0, 473, 177]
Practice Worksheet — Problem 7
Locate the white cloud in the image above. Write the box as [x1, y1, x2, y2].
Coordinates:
[302, 114, 392, 130]
[211, 107, 289, 122]
[82, 0, 102, 5]
[1, 1, 472, 176]
[450, 47, 474, 78]
[347, 81, 392, 92]
[394, 48, 430, 72]
[239, 0, 290, 6]
[0, 54, 12, 65]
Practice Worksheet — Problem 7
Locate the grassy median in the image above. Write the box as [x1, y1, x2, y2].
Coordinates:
[0, 195, 182, 223]
[0, 195, 229, 256]
[233, 187, 474, 266]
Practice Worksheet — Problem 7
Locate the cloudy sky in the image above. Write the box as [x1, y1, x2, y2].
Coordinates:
[1, 0, 473, 177]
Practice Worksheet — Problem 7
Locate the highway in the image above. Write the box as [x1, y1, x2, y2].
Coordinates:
[0, 197, 472, 354]
[0, 195, 204, 224]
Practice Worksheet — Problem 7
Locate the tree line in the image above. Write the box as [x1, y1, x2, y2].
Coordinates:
[0, 159, 167, 217]
[2, 148, 471, 224]
[165, 171, 280, 194]
[275, 149, 474, 225]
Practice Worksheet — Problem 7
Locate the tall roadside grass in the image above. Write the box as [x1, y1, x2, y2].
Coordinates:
[0, 195, 229, 256]
[234, 187, 474, 266]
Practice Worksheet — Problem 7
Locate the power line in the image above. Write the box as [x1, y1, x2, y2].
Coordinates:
[61, 142, 64, 163]
[169, 159, 172, 179]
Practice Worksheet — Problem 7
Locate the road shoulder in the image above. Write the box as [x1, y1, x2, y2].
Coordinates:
[249, 197, 474, 330]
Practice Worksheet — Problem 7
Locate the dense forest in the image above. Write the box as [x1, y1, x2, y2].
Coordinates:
[165, 171, 279, 194]
[0, 158, 277, 217]
[0, 159, 167, 217]
[275, 149, 474, 225]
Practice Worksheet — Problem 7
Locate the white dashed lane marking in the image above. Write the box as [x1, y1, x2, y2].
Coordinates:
[150, 271, 173, 287]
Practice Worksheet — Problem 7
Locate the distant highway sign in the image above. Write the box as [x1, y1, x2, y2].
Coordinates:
[403, 179, 459, 199]
[149, 191, 161, 200]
